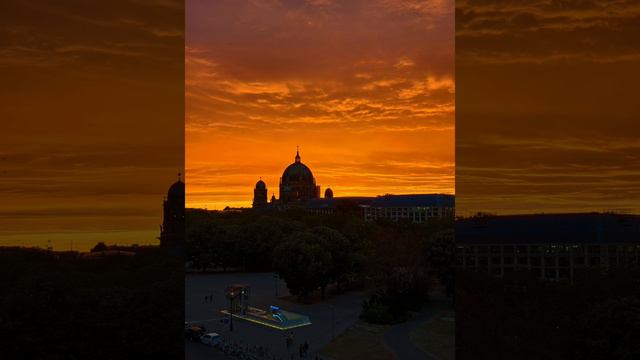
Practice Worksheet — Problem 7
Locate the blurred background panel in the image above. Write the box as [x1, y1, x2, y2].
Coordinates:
[0, 1, 184, 359]
[0, 0, 184, 251]
[456, 0, 640, 216]
[456, 1, 640, 359]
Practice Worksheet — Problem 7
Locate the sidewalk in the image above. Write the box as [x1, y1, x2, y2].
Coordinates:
[383, 292, 452, 360]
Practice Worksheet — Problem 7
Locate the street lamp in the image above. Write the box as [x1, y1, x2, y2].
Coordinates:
[274, 273, 279, 297]
[330, 304, 335, 339]
[227, 290, 235, 332]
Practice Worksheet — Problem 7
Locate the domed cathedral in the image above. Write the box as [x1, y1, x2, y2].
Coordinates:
[252, 148, 325, 209]
[160, 172, 185, 252]
[253, 178, 268, 208]
[279, 147, 320, 204]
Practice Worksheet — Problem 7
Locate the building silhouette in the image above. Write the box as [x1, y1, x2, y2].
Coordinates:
[251, 148, 454, 224]
[253, 147, 320, 208]
[278, 147, 320, 203]
[160, 173, 185, 252]
[324, 187, 333, 199]
[253, 178, 268, 208]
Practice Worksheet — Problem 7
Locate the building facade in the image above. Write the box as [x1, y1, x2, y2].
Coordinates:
[306, 194, 455, 223]
[457, 213, 640, 281]
[363, 194, 454, 223]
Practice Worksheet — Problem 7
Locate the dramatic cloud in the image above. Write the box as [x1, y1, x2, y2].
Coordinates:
[457, 0, 640, 64]
[456, 0, 640, 215]
[186, 0, 454, 209]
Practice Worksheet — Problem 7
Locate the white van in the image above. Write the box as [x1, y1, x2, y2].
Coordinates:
[200, 332, 221, 346]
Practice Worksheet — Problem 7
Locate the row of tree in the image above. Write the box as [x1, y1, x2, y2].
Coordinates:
[186, 208, 454, 309]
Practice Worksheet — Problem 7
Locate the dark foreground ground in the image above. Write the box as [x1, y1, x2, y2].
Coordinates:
[456, 269, 640, 360]
[0, 247, 183, 359]
[185, 273, 455, 360]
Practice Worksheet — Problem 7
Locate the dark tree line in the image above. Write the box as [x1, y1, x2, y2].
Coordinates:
[0, 247, 183, 360]
[186, 208, 454, 316]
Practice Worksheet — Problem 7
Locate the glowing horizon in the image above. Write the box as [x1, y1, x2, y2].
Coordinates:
[187, 146, 455, 210]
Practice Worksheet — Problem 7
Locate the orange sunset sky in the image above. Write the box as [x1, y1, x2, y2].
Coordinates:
[186, 0, 455, 209]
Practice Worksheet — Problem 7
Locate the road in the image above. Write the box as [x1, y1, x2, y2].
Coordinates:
[383, 292, 452, 360]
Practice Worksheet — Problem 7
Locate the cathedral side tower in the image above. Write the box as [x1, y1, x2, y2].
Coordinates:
[160, 173, 185, 252]
[253, 178, 268, 208]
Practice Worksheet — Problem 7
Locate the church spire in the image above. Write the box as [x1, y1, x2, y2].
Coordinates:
[295, 145, 301, 163]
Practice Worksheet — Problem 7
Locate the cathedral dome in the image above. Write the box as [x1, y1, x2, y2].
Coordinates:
[282, 162, 314, 182]
[256, 179, 266, 189]
[282, 148, 314, 182]
[279, 148, 319, 203]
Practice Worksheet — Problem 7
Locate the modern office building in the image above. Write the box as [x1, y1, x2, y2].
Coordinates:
[363, 194, 455, 223]
[456, 213, 640, 281]
[305, 194, 454, 223]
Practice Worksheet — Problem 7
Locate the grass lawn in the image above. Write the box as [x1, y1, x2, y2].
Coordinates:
[320, 321, 396, 360]
[410, 309, 455, 360]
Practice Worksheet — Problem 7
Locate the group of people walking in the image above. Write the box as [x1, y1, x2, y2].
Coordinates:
[286, 332, 316, 359]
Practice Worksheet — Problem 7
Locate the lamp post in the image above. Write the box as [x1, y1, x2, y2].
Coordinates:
[330, 304, 335, 339]
[274, 273, 279, 297]
[227, 289, 235, 332]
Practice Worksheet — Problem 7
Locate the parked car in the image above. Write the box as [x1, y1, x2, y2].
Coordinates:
[200, 332, 221, 346]
[184, 323, 207, 341]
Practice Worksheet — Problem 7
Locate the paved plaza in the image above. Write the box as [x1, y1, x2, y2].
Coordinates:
[185, 272, 365, 360]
